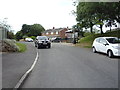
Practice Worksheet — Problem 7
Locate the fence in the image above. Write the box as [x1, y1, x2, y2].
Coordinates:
[0, 27, 7, 40]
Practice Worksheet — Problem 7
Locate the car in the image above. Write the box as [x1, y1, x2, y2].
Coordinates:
[25, 38, 33, 42]
[51, 37, 61, 42]
[34, 36, 51, 49]
[92, 37, 120, 58]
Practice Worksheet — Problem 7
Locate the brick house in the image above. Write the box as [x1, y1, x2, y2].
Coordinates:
[42, 27, 68, 39]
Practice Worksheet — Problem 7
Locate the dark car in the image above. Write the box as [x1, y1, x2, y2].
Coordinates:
[35, 36, 51, 49]
[51, 37, 61, 42]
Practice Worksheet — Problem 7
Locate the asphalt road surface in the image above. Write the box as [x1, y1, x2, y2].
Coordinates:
[22, 43, 119, 88]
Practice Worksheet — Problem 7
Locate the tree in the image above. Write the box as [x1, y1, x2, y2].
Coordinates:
[103, 2, 120, 24]
[76, 2, 99, 33]
[28, 24, 45, 36]
[15, 31, 23, 41]
[15, 23, 45, 40]
[21, 24, 30, 36]
[7, 31, 15, 39]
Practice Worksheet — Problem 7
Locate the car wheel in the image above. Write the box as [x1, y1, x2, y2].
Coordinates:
[37, 44, 40, 49]
[107, 50, 114, 58]
[48, 45, 51, 48]
[93, 47, 97, 53]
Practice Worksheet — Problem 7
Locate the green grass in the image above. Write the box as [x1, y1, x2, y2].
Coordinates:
[16, 42, 27, 52]
[78, 29, 120, 48]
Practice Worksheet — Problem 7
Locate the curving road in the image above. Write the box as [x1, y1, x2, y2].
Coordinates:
[21, 43, 119, 88]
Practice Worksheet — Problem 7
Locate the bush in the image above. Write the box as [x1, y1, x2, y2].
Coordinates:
[2, 39, 19, 52]
[84, 32, 93, 37]
[30, 36, 36, 40]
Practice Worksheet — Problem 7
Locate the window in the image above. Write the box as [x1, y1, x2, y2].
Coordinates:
[51, 32, 53, 35]
[46, 32, 49, 35]
[96, 38, 100, 42]
[56, 31, 58, 35]
[99, 38, 107, 44]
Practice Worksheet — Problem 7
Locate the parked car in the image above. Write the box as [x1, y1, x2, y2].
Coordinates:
[25, 38, 33, 42]
[92, 37, 120, 58]
[34, 36, 51, 49]
[51, 37, 61, 42]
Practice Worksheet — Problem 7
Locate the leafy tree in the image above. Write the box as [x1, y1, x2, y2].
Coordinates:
[28, 24, 45, 36]
[75, 2, 120, 34]
[21, 24, 30, 36]
[76, 2, 97, 33]
[7, 31, 15, 39]
[15, 31, 23, 41]
[15, 23, 45, 40]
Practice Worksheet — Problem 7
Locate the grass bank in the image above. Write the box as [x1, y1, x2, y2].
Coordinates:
[77, 29, 120, 48]
[16, 42, 27, 52]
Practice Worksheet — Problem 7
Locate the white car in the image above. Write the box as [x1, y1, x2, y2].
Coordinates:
[92, 37, 120, 58]
[25, 38, 33, 42]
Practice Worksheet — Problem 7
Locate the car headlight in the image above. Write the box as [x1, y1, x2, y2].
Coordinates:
[112, 46, 119, 49]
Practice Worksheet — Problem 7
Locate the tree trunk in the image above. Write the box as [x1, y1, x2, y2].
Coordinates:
[90, 22, 94, 33]
[100, 24, 103, 34]
[90, 26, 93, 33]
[110, 26, 111, 32]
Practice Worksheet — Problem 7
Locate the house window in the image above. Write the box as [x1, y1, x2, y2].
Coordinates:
[46, 32, 49, 35]
[56, 31, 58, 35]
[51, 32, 53, 35]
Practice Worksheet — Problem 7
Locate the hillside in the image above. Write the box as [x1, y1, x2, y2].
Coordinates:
[77, 28, 120, 48]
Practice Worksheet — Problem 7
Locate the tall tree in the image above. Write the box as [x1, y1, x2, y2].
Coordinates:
[28, 24, 45, 36]
[15, 31, 23, 41]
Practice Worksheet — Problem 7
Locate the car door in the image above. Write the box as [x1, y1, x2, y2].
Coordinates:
[99, 38, 108, 53]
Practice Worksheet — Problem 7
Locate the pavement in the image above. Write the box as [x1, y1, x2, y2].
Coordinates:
[2, 42, 37, 88]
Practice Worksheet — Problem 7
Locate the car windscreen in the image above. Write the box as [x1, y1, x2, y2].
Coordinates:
[106, 38, 120, 44]
[38, 36, 48, 40]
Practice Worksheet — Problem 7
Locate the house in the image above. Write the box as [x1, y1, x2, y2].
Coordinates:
[42, 27, 68, 40]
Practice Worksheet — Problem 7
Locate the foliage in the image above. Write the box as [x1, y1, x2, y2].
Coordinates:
[2, 39, 19, 52]
[78, 29, 120, 48]
[30, 36, 36, 40]
[15, 31, 23, 41]
[16, 42, 27, 52]
[7, 31, 15, 39]
[15, 23, 45, 40]
[75, 2, 120, 34]
[84, 32, 93, 37]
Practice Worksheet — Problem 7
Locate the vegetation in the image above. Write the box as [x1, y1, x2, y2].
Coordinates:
[15, 24, 45, 41]
[74, 2, 120, 35]
[77, 29, 120, 48]
[7, 30, 15, 39]
[16, 42, 27, 52]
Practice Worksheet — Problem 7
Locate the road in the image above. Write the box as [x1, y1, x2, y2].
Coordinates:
[2, 42, 37, 88]
[21, 43, 119, 88]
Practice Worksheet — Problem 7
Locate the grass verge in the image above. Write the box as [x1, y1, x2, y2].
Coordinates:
[16, 42, 27, 52]
[77, 29, 120, 48]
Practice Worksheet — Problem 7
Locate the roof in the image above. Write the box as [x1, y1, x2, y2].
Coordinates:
[43, 28, 66, 33]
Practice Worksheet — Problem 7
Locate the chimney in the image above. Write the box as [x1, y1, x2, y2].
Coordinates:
[53, 27, 55, 29]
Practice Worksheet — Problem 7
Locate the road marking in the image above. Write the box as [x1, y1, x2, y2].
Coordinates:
[13, 49, 39, 90]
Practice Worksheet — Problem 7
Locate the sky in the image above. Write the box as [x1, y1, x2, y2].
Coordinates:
[0, 0, 119, 34]
[0, 0, 76, 33]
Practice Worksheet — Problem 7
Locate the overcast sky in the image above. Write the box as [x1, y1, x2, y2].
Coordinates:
[0, 0, 76, 33]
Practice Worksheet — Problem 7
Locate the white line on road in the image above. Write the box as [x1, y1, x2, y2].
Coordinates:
[13, 49, 39, 90]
